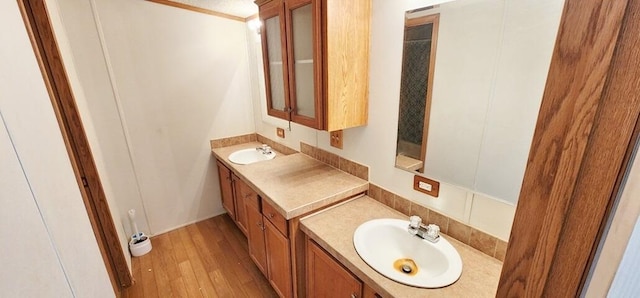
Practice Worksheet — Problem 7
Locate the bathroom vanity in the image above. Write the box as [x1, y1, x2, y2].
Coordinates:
[213, 140, 502, 297]
[212, 142, 368, 297]
[301, 196, 502, 297]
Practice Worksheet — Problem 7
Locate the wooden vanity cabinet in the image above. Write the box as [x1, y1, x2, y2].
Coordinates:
[256, 0, 371, 131]
[244, 189, 293, 297]
[265, 219, 293, 297]
[216, 160, 253, 236]
[307, 239, 363, 298]
[216, 160, 236, 220]
[234, 177, 255, 236]
[246, 192, 269, 276]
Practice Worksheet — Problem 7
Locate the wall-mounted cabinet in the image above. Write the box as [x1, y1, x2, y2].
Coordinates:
[256, 0, 371, 131]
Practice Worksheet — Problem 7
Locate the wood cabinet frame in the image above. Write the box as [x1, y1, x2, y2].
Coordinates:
[284, 0, 324, 129]
[257, 0, 370, 131]
[498, 0, 640, 296]
[260, 0, 291, 121]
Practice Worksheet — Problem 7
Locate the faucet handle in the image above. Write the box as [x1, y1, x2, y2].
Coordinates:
[427, 224, 440, 239]
[409, 215, 422, 229]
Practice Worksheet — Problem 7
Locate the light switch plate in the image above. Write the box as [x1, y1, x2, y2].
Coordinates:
[413, 175, 440, 197]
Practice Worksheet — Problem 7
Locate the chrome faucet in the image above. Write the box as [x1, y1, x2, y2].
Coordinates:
[408, 215, 440, 243]
[256, 144, 272, 155]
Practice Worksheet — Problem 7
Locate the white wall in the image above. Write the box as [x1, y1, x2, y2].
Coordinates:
[52, 0, 257, 236]
[250, 0, 563, 241]
[608, 216, 640, 296]
[47, 0, 134, 272]
[0, 1, 113, 296]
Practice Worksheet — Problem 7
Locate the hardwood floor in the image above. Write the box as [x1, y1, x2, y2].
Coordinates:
[123, 214, 278, 297]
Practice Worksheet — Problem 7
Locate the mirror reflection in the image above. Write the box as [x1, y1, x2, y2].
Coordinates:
[395, 13, 439, 173]
[395, 0, 564, 203]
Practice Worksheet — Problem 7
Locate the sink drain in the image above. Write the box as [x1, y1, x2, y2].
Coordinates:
[393, 258, 418, 276]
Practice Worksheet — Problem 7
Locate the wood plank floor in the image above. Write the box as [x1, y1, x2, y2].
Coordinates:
[123, 214, 278, 298]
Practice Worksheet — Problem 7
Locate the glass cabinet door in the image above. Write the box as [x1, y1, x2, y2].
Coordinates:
[261, 0, 290, 120]
[286, 0, 323, 129]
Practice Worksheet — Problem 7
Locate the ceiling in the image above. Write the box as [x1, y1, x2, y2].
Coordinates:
[170, 0, 258, 18]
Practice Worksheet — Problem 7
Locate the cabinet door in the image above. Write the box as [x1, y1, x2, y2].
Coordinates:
[216, 161, 235, 219]
[265, 220, 293, 298]
[285, 0, 323, 129]
[307, 240, 363, 298]
[233, 176, 254, 236]
[246, 196, 268, 276]
[260, 0, 290, 121]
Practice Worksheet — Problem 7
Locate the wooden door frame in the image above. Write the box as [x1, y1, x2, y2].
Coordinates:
[498, 0, 640, 296]
[17, 0, 132, 293]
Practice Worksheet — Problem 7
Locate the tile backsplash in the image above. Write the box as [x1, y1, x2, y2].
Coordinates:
[300, 142, 369, 180]
[210, 133, 257, 148]
[211, 134, 505, 261]
[211, 133, 298, 155]
[368, 183, 508, 262]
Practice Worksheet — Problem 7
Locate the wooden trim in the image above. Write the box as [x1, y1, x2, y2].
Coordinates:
[145, 0, 246, 22]
[18, 0, 133, 291]
[421, 15, 439, 173]
[405, 14, 437, 28]
[404, 13, 439, 173]
[497, 0, 639, 296]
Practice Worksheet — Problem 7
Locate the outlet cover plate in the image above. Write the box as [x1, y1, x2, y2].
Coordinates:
[277, 127, 285, 138]
[330, 130, 343, 149]
[413, 175, 440, 197]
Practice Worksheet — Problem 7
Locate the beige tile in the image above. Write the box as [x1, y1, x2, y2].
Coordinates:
[409, 203, 430, 221]
[368, 184, 382, 201]
[211, 134, 258, 148]
[339, 157, 356, 176]
[495, 240, 508, 262]
[355, 164, 369, 181]
[300, 142, 316, 158]
[379, 188, 395, 208]
[429, 211, 450, 234]
[318, 148, 339, 168]
[470, 228, 498, 257]
[394, 196, 411, 215]
[448, 219, 471, 245]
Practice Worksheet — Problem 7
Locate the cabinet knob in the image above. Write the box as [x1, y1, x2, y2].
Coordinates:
[268, 213, 275, 218]
[257, 222, 265, 231]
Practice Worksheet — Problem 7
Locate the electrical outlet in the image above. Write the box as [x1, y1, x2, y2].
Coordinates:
[418, 181, 432, 192]
[276, 127, 285, 138]
[330, 130, 343, 149]
[413, 175, 440, 197]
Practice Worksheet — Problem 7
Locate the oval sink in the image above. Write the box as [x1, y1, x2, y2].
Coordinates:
[228, 148, 276, 165]
[353, 218, 462, 288]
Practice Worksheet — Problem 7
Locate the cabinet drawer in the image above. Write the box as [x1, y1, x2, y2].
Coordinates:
[262, 200, 288, 237]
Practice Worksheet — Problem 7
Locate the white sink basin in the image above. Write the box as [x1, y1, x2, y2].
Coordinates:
[353, 218, 462, 288]
[228, 148, 276, 165]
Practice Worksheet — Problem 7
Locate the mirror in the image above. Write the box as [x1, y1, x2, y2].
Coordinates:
[395, 0, 565, 203]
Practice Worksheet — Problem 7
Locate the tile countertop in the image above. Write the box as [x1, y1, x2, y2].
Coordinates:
[300, 196, 503, 298]
[212, 142, 369, 220]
